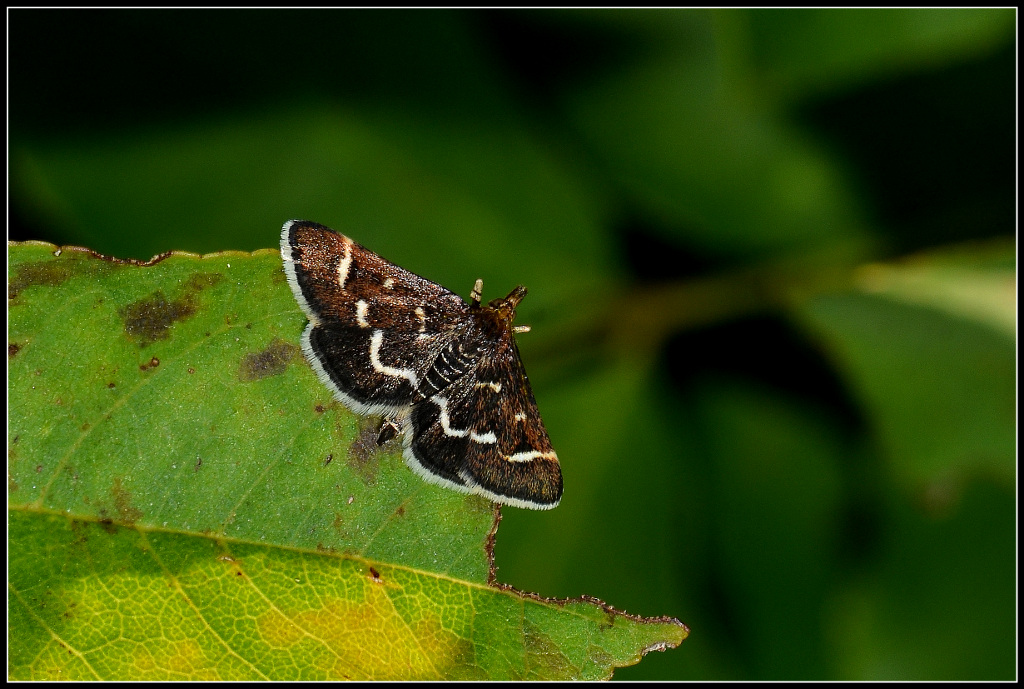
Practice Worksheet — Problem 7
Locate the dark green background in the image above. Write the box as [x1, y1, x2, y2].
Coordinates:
[8, 8, 1016, 680]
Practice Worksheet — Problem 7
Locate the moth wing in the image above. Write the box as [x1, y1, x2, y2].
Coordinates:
[282, 220, 466, 324]
[281, 220, 466, 414]
[404, 332, 562, 509]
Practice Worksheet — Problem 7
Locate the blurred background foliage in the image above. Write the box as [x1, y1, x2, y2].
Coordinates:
[8, 8, 1015, 680]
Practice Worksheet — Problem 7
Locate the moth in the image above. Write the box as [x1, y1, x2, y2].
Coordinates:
[281, 220, 562, 509]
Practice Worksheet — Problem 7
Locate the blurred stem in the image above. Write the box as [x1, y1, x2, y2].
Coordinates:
[604, 258, 859, 357]
[530, 251, 862, 378]
[531, 236, 1015, 380]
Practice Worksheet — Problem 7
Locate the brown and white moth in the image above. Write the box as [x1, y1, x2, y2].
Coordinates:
[281, 220, 562, 509]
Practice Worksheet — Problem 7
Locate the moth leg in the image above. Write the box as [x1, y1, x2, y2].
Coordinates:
[376, 417, 403, 446]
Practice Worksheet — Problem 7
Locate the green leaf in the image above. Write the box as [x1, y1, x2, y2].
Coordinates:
[852, 240, 1015, 338]
[792, 243, 1015, 488]
[7, 241, 687, 680]
[744, 8, 1016, 98]
[559, 12, 872, 260]
[826, 478, 1015, 680]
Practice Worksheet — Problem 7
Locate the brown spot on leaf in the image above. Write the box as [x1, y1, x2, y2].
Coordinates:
[8, 260, 76, 299]
[348, 418, 383, 484]
[368, 567, 382, 583]
[119, 272, 223, 348]
[111, 477, 143, 525]
[99, 518, 118, 534]
[9, 245, 178, 303]
[8, 435, 20, 467]
[9, 342, 22, 358]
[107, 382, 116, 389]
[183, 272, 222, 292]
[120, 292, 192, 347]
[239, 338, 299, 381]
[139, 357, 160, 372]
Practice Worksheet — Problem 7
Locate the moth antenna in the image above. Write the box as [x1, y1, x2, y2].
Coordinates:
[470, 278, 484, 307]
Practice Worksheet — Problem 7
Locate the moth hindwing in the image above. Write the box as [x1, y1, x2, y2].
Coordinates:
[280, 219, 562, 509]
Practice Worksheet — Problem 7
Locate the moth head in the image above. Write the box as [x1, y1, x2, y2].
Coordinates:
[491, 285, 528, 310]
[493, 285, 531, 334]
[471, 282, 532, 334]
